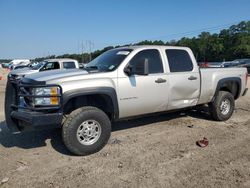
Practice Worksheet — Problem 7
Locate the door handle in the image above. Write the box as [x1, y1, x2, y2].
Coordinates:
[155, 78, 166, 83]
[188, 76, 197, 80]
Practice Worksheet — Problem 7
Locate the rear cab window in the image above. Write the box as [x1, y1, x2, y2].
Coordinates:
[63, 61, 76, 69]
[165, 49, 193, 72]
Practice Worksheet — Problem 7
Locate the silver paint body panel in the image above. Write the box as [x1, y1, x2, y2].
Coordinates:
[24, 46, 248, 119]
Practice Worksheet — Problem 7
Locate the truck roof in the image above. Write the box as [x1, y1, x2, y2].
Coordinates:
[117, 45, 191, 51]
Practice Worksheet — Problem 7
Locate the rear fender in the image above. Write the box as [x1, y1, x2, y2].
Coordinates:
[212, 77, 241, 102]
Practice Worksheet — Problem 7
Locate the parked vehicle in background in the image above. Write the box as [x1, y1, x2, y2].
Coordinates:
[5, 46, 248, 156]
[221, 59, 250, 73]
[1, 63, 10, 69]
[9, 58, 79, 78]
[207, 62, 224, 68]
[1, 59, 29, 69]
[223, 61, 239, 68]
[12, 61, 40, 70]
[9, 59, 31, 70]
[199, 62, 229, 68]
[200, 60, 250, 70]
[10, 61, 30, 70]
[235, 59, 250, 74]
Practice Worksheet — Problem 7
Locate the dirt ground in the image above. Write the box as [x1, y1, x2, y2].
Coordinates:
[0, 69, 250, 188]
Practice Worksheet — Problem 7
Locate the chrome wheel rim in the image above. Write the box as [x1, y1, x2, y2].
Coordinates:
[220, 99, 231, 115]
[76, 120, 101, 145]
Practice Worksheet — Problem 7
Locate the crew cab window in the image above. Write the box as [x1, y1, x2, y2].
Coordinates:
[166, 49, 193, 72]
[129, 49, 163, 74]
[41, 62, 60, 71]
[63, 61, 76, 69]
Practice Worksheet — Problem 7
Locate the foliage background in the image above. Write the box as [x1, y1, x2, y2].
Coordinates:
[1, 21, 249, 64]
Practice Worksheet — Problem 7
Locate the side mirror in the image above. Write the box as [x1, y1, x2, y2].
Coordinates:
[124, 65, 132, 76]
[124, 59, 149, 76]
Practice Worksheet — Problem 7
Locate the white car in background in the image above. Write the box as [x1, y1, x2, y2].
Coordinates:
[10, 58, 79, 78]
[9, 59, 31, 70]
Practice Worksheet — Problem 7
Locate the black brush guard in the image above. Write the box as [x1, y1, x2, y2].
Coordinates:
[5, 76, 63, 133]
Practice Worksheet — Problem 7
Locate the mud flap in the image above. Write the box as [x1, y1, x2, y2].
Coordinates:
[4, 79, 21, 133]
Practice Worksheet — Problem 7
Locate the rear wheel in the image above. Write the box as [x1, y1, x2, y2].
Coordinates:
[209, 91, 235, 121]
[62, 106, 111, 156]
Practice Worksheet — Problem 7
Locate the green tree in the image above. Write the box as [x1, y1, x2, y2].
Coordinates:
[29, 20, 249, 63]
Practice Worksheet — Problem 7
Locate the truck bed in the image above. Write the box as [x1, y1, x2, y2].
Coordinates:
[198, 67, 248, 104]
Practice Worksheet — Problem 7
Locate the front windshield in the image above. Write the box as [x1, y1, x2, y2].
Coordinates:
[85, 48, 133, 72]
[31, 61, 46, 70]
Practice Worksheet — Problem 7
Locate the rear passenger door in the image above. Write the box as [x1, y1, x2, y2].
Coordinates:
[165, 49, 200, 110]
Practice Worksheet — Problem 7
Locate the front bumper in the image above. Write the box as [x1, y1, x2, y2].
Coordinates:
[5, 77, 63, 133]
[11, 111, 63, 127]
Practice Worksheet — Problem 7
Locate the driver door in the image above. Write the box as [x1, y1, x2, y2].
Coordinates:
[118, 49, 168, 118]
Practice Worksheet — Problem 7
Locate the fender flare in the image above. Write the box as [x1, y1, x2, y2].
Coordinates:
[63, 87, 119, 119]
[212, 77, 242, 101]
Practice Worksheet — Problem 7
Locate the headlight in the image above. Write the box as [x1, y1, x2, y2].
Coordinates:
[32, 87, 60, 106]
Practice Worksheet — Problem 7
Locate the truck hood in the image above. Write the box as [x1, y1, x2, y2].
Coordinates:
[10, 68, 39, 76]
[24, 69, 89, 82]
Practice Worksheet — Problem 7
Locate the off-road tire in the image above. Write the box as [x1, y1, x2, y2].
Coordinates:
[209, 91, 235, 121]
[62, 106, 111, 156]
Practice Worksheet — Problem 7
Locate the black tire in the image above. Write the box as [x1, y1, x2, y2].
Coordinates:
[209, 91, 235, 121]
[62, 106, 111, 156]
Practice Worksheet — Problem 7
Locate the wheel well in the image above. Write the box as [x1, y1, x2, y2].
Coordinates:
[219, 81, 240, 99]
[63, 94, 115, 120]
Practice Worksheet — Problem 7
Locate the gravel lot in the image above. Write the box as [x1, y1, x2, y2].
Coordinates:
[0, 69, 250, 188]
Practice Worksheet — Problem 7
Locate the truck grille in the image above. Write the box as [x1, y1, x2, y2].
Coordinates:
[19, 86, 34, 107]
[6, 76, 62, 111]
[7, 74, 31, 108]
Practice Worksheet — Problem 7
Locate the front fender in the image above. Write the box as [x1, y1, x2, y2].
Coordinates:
[63, 87, 119, 119]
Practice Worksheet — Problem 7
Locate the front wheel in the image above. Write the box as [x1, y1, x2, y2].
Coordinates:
[62, 106, 111, 156]
[209, 91, 235, 121]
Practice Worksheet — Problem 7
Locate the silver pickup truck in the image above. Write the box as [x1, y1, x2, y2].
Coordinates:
[5, 46, 248, 155]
